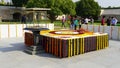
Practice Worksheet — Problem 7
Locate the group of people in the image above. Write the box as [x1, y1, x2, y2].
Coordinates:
[61, 15, 94, 30]
[61, 15, 81, 30]
[101, 16, 118, 26]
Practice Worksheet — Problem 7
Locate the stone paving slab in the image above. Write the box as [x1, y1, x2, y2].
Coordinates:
[0, 38, 120, 68]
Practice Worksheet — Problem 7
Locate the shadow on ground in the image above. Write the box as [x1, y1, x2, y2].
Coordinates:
[0, 43, 26, 52]
[37, 53, 61, 59]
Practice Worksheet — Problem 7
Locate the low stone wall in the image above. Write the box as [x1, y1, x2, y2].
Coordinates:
[0, 24, 54, 39]
[81, 24, 120, 40]
[0, 24, 120, 40]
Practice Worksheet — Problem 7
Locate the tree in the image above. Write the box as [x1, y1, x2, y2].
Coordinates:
[26, 0, 76, 23]
[0, 0, 5, 5]
[108, 6, 112, 8]
[1, 0, 5, 4]
[12, 0, 29, 7]
[76, 0, 101, 19]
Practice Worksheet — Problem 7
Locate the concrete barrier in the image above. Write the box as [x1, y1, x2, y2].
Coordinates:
[81, 24, 120, 40]
[0, 24, 119, 41]
[0, 24, 54, 39]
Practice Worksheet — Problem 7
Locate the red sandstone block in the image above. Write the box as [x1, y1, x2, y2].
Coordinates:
[24, 32, 34, 46]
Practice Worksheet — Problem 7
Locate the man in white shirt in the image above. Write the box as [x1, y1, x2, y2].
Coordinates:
[111, 17, 118, 26]
[84, 18, 89, 24]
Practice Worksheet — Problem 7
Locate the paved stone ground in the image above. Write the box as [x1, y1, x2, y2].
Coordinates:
[0, 37, 120, 68]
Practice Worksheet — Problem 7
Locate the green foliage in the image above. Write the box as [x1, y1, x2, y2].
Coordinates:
[26, 0, 47, 8]
[26, 0, 76, 23]
[1, 0, 4, 4]
[59, 0, 76, 15]
[12, 0, 29, 7]
[0, 0, 5, 5]
[75, 0, 101, 19]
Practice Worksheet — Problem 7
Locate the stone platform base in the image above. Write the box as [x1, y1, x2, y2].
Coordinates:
[24, 46, 45, 55]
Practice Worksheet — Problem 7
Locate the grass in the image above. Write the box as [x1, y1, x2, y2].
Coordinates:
[0, 20, 120, 27]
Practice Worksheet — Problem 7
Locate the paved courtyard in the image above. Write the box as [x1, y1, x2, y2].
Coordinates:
[0, 37, 120, 68]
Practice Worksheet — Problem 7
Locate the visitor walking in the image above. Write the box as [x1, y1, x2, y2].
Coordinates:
[70, 15, 74, 30]
[74, 16, 79, 30]
[101, 16, 106, 25]
[61, 16, 66, 28]
[106, 17, 111, 26]
[90, 17, 94, 24]
[0, 16, 2, 22]
[21, 15, 27, 24]
[111, 17, 118, 26]
[81, 18, 85, 24]
[84, 18, 89, 24]
[78, 17, 82, 29]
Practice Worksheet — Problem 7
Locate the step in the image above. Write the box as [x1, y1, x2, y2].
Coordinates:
[26, 46, 44, 51]
[24, 49, 45, 55]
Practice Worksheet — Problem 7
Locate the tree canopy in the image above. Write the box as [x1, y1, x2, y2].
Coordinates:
[26, 0, 76, 23]
[11, 0, 76, 23]
[1, 0, 4, 4]
[75, 0, 101, 19]
[12, 0, 29, 7]
[0, 0, 5, 5]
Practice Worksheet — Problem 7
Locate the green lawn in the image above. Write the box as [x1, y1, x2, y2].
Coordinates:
[93, 22, 120, 26]
[0, 20, 120, 27]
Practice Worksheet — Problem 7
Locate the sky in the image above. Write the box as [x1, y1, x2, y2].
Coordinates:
[73, 0, 120, 7]
[1, 0, 11, 2]
[2, 0, 120, 7]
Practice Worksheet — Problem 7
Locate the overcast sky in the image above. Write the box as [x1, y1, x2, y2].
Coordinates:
[73, 0, 120, 7]
[2, 0, 120, 7]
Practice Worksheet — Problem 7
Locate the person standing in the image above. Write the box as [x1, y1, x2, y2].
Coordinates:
[106, 17, 111, 26]
[84, 18, 89, 24]
[79, 17, 82, 29]
[111, 17, 118, 26]
[21, 15, 27, 23]
[0, 16, 2, 22]
[70, 16, 74, 30]
[81, 18, 85, 24]
[74, 16, 79, 30]
[101, 16, 106, 25]
[61, 16, 66, 28]
[90, 17, 94, 24]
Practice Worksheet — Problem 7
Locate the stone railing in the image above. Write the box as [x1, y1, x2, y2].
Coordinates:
[0, 24, 54, 39]
[81, 24, 120, 40]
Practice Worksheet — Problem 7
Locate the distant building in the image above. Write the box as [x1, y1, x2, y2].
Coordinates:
[56, 15, 66, 20]
[100, 9, 120, 22]
[0, 6, 50, 22]
[25, 8, 50, 22]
